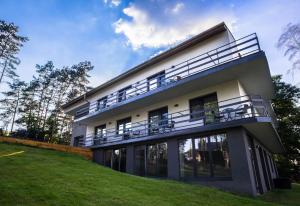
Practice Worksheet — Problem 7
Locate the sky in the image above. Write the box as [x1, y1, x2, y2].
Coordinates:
[0, 0, 299, 88]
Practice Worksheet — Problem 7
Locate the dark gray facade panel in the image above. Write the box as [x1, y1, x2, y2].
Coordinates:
[226, 127, 257, 195]
[71, 122, 87, 146]
[167, 139, 180, 180]
[93, 149, 104, 165]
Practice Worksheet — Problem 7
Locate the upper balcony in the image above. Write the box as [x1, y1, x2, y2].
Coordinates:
[78, 95, 282, 153]
[74, 33, 266, 122]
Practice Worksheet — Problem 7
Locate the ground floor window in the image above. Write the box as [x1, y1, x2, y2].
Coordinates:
[104, 148, 126, 172]
[179, 133, 231, 178]
[134, 142, 167, 177]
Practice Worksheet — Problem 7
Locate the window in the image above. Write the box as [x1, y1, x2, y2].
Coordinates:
[95, 124, 106, 137]
[97, 96, 107, 110]
[147, 71, 165, 91]
[118, 86, 132, 102]
[210, 134, 231, 177]
[104, 150, 112, 168]
[134, 146, 146, 176]
[179, 133, 231, 179]
[148, 107, 168, 135]
[134, 142, 167, 177]
[179, 138, 194, 178]
[195, 137, 210, 176]
[189, 93, 218, 124]
[105, 148, 126, 172]
[117, 117, 132, 135]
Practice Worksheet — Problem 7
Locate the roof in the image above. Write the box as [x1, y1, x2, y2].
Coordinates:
[62, 22, 229, 109]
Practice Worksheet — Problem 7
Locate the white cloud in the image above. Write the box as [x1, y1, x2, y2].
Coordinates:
[103, 0, 121, 7]
[171, 2, 184, 14]
[113, 4, 236, 49]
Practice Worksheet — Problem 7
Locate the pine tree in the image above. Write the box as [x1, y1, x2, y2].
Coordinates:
[0, 20, 28, 85]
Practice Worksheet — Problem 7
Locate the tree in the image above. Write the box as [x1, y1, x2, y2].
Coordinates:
[10, 61, 93, 144]
[0, 78, 26, 132]
[272, 75, 300, 181]
[0, 20, 28, 85]
[277, 23, 300, 77]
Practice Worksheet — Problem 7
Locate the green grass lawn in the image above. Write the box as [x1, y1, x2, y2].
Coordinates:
[0, 143, 297, 206]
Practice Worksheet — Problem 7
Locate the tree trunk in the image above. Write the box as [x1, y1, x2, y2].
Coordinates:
[0, 60, 8, 85]
[10, 89, 20, 132]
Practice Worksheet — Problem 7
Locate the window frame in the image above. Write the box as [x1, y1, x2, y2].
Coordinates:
[97, 96, 108, 110]
[189, 93, 218, 123]
[118, 86, 132, 102]
[178, 133, 232, 180]
[147, 71, 165, 91]
[116, 117, 132, 135]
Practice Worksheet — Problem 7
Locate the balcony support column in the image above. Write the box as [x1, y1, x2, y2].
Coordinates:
[167, 139, 180, 180]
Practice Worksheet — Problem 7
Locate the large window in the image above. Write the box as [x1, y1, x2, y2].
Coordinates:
[104, 148, 126, 172]
[210, 135, 231, 177]
[117, 117, 132, 135]
[118, 86, 132, 102]
[95, 124, 106, 137]
[189, 93, 218, 124]
[147, 71, 165, 91]
[179, 133, 231, 179]
[148, 107, 168, 135]
[195, 137, 210, 176]
[179, 139, 194, 178]
[134, 142, 168, 177]
[104, 150, 112, 168]
[134, 146, 146, 176]
[97, 96, 107, 110]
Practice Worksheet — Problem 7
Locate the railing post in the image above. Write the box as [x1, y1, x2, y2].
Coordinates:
[255, 33, 261, 51]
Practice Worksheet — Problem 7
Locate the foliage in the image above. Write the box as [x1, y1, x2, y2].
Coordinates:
[272, 75, 300, 181]
[0, 19, 28, 85]
[0, 143, 281, 206]
[0, 61, 93, 144]
[277, 23, 300, 77]
[0, 78, 25, 132]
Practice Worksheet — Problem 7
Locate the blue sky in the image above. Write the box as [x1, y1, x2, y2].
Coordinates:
[0, 0, 299, 87]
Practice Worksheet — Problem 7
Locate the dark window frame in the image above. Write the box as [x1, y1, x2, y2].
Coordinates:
[178, 133, 232, 180]
[189, 93, 218, 123]
[147, 71, 166, 91]
[94, 124, 106, 136]
[97, 96, 108, 110]
[148, 106, 169, 135]
[118, 86, 132, 102]
[116, 117, 132, 135]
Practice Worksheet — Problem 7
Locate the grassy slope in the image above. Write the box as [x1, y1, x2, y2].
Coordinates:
[0, 143, 286, 206]
[259, 184, 300, 206]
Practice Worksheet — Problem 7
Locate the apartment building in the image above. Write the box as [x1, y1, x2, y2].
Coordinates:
[62, 22, 284, 196]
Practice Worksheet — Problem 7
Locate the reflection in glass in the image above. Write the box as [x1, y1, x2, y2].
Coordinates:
[112, 149, 120, 171]
[179, 138, 194, 178]
[210, 134, 231, 177]
[146, 145, 158, 176]
[134, 146, 146, 176]
[120, 148, 126, 172]
[195, 137, 210, 176]
[104, 150, 112, 168]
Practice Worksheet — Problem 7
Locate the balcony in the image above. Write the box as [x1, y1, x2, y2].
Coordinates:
[75, 33, 261, 120]
[79, 95, 272, 147]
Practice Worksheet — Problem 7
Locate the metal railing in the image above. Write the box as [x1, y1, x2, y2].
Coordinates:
[75, 33, 261, 119]
[79, 95, 269, 147]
